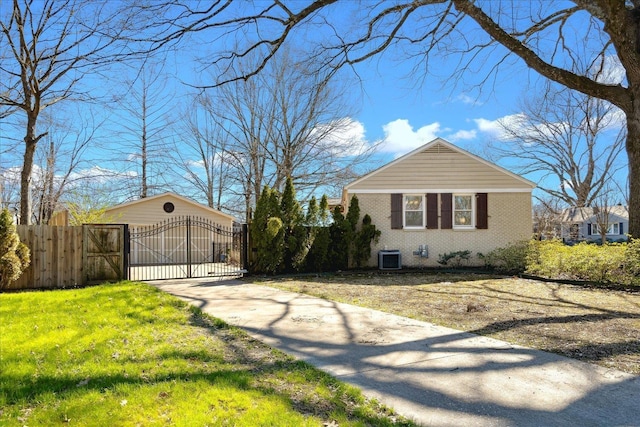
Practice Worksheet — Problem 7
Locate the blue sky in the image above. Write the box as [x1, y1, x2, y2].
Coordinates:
[0, 1, 629, 208]
[157, 0, 537, 162]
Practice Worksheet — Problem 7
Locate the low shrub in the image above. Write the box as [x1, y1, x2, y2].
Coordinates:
[479, 240, 528, 274]
[623, 238, 640, 286]
[437, 250, 471, 267]
[525, 239, 635, 285]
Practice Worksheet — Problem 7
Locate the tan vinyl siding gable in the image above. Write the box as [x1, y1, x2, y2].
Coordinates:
[106, 193, 234, 227]
[348, 140, 534, 191]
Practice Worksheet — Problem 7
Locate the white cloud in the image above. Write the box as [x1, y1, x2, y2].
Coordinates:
[594, 55, 626, 85]
[184, 152, 228, 170]
[456, 93, 478, 105]
[475, 106, 626, 144]
[474, 117, 503, 136]
[448, 129, 477, 141]
[0, 166, 22, 183]
[593, 104, 626, 132]
[70, 166, 137, 182]
[379, 119, 442, 154]
[474, 114, 526, 140]
[314, 117, 371, 157]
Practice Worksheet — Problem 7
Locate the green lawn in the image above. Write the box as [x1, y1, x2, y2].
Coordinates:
[0, 282, 411, 426]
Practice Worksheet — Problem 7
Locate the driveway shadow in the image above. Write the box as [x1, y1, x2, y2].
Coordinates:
[157, 281, 640, 426]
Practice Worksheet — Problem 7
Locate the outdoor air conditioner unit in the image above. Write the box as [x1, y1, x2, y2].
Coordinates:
[378, 250, 401, 270]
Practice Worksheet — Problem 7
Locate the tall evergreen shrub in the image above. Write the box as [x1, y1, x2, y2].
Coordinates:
[280, 177, 306, 272]
[353, 214, 381, 267]
[345, 195, 360, 266]
[250, 186, 284, 274]
[329, 206, 350, 270]
[306, 195, 331, 272]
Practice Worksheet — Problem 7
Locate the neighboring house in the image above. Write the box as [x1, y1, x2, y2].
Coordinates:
[342, 138, 536, 268]
[106, 192, 236, 265]
[559, 205, 629, 243]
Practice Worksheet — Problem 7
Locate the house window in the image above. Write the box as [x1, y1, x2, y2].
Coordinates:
[404, 195, 424, 228]
[454, 195, 474, 228]
[592, 223, 620, 235]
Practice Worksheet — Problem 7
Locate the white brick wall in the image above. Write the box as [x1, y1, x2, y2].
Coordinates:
[352, 192, 532, 268]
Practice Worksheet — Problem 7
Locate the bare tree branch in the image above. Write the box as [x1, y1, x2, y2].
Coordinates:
[1, 0, 168, 223]
[493, 79, 626, 208]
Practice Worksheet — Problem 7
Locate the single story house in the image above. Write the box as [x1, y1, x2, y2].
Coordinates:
[559, 205, 629, 243]
[106, 192, 236, 265]
[342, 138, 536, 268]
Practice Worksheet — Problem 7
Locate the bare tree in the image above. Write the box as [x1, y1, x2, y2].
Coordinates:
[0, 166, 20, 213]
[63, 182, 122, 225]
[210, 65, 273, 218]
[532, 196, 563, 240]
[591, 186, 623, 243]
[494, 80, 626, 208]
[109, 60, 176, 199]
[147, 0, 640, 237]
[0, 0, 163, 224]
[29, 109, 99, 224]
[185, 49, 374, 219]
[173, 93, 235, 212]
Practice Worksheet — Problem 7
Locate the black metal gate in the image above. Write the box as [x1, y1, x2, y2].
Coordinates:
[127, 216, 248, 281]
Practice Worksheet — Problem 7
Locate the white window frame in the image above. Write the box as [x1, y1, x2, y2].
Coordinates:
[592, 222, 620, 235]
[453, 194, 475, 229]
[403, 194, 425, 229]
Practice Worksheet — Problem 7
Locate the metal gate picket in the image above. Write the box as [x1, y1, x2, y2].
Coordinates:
[128, 216, 247, 281]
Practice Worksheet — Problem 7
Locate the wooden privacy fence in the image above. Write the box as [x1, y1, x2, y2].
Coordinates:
[8, 224, 127, 291]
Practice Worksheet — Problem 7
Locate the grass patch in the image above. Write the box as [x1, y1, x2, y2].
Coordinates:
[258, 272, 640, 375]
[0, 282, 412, 426]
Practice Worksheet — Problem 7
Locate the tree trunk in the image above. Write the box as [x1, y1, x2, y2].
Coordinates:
[19, 114, 39, 225]
[141, 96, 148, 199]
[19, 144, 35, 225]
[627, 112, 640, 238]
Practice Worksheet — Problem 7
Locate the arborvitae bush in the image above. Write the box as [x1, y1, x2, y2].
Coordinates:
[345, 195, 360, 266]
[308, 226, 331, 272]
[345, 195, 360, 233]
[280, 177, 305, 272]
[305, 195, 330, 272]
[352, 214, 381, 268]
[250, 184, 381, 273]
[0, 209, 30, 289]
[251, 186, 284, 274]
[329, 206, 350, 271]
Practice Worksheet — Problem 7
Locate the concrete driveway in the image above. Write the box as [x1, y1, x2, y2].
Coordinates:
[151, 278, 640, 427]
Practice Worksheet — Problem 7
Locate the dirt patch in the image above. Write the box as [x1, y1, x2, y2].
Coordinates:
[256, 272, 640, 375]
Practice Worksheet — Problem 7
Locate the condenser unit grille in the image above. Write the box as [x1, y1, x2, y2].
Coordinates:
[378, 250, 401, 270]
